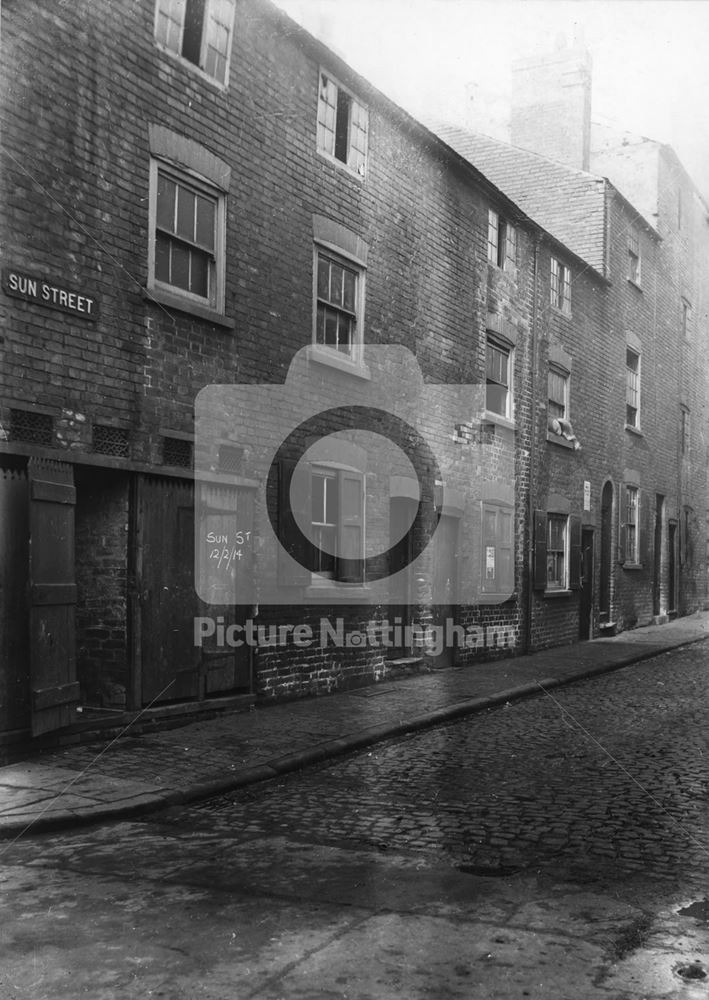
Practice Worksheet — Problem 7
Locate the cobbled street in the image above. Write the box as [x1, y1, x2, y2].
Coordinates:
[2, 642, 709, 999]
[184, 642, 709, 889]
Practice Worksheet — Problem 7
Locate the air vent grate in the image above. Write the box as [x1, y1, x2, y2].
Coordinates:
[9, 408, 53, 446]
[162, 436, 192, 468]
[93, 424, 130, 458]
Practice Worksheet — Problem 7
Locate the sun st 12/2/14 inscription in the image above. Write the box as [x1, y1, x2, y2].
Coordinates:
[206, 530, 252, 573]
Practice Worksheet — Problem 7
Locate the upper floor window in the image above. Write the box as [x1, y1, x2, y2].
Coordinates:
[315, 249, 364, 359]
[485, 336, 513, 419]
[621, 485, 640, 564]
[317, 73, 368, 177]
[155, 0, 235, 85]
[627, 229, 641, 285]
[548, 366, 568, 421]
[487, 209, 517, 271]
[149, 159, 226, 313]
[625, 347, 640, 429]
[550, 257, 571, 313]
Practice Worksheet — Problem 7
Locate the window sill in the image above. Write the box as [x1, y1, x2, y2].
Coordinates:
[482, 411, 515, 432]
[551, 305, 572, 319]
[487, 261, 517, 278]
[154, 43, 229, 91]
[546, 433, 576, 450]
[621, 562, 643, 571]
[307, 344, 371, 380]
[143, 287, 235, 329]
[316, 148, 366, 181]
[625, 424, 643, 437]
[627, 278, 643, 292]
[543, 588, 573, 598]
[304, 583, 371, 602]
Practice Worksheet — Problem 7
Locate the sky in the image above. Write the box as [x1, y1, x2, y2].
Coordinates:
[273, 0, 709, 199]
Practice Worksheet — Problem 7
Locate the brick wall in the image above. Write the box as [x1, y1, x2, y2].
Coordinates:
[75, 469, 130, 708]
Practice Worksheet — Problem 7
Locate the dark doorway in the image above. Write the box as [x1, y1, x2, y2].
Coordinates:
[579, 528, 594, 640]
[599, 481, 613, 622]
[653, 495, 664, 616]
[429, 513, 459, 668]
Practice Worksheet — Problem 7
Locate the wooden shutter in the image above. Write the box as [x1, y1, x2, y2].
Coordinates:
[533, 509, 547, 590]
[28, 458, 79, 736]
[618, 486, 627, 565]
[278, 459, 311, 586]
[336, 469, 364, 583]
[569, 515, 582, 590]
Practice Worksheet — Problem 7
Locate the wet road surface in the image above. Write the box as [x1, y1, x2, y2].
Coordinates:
[1, 642, 709, 998]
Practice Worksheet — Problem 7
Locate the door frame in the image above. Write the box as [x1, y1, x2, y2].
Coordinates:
[579, 527, 594, 640]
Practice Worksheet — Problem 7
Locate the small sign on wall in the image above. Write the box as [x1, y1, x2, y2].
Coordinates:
[2, 268, 99, 320]
[583, 480, 591, 512]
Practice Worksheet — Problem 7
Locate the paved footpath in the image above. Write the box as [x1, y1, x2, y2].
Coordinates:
[1, 612, 708, 840]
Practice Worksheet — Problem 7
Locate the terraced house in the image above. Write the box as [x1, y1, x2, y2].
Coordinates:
[0, 1, 705, 757]
[434, 38, 709, 644]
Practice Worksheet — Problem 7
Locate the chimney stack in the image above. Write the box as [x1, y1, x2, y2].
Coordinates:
[510, 37, 592, 171]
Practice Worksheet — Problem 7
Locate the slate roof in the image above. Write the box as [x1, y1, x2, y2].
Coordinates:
[430, 123, 608, 275]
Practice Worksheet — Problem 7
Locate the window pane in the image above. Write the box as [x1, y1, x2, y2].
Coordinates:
[505, 224, 517, 268]
[337, 314, 353, 352]
[329, 262, 344, 306]
[155, 233, 171, 283]
[316, 303, 326, 341]
[487, 344, 506, 384]
[176, 185, 196, 240]
[342, 268, 356, 312]
[157, 174, 176, 232]
[548, 515, 565, 550]
[156, 0, 185, 52]
[195, 195, 216, 250]
[312, 474, 326, 523]
[483, 508, 497, 538]
[317, 257, 330, 300]
[334, 88, 351, 163]
[341, 477, 362, 518]
[324, 308, 338, 347]
[171, 243, 190, 290]
[189, 249, 209, 297]
[317, 75, 337, 156]
[486, 383, 507, 415]
[348, 100, 368, 173]
[182, 0, 205, 65]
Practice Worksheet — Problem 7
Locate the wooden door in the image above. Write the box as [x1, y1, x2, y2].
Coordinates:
[135, 476, 252, 707]
[0, 466, 30, 733]
[137, 476, 200, 705]
[28, 458, 79, 735]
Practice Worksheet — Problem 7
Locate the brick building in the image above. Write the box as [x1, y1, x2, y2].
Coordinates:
[434, 40, 709, 644]
[1, 3, 704, 755]
[0, 0, 567, 753]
